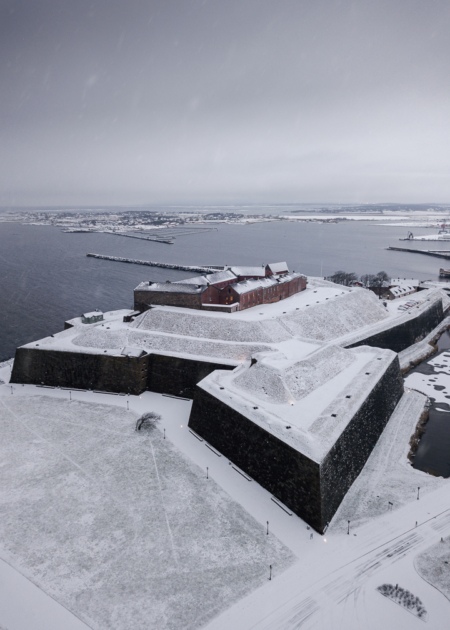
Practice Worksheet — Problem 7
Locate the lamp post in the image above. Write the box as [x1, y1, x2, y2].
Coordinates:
[267, 521, 269, 535]
[347, 520, 350, 535]
[206, 467, 209, 479]
[269, 565, 272, 581]
[417, 487, 420, 500]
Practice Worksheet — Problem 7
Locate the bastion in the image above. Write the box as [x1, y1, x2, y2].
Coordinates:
[9, 280, 448, 531]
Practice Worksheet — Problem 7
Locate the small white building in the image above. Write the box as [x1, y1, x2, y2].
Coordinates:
[388, 285, 417, 299]
[82, 311, 104, 324]
[390, 278, 420, 288]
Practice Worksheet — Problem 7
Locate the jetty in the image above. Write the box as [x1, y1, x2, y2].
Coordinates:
[387, 246, 450, 260]
[86, 253, 218, 273]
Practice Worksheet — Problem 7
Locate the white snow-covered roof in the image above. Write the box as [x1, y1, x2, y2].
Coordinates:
[82, 311, 103, 318]
[136, 281, 207, 294]
[121, 347, 146, 358]
[390, 285, 416, 297]
[231, 278, 266, 295]
[390, 278, 420, 288]
[231, 272, 304, 296]
[177, 269, 237, 286]
[176, 275, 208, 286]
[267, 262, 289, 274]
[230, 266, 266, 277]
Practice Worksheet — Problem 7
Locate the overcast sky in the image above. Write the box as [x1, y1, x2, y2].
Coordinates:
[1, 0, 449, 206]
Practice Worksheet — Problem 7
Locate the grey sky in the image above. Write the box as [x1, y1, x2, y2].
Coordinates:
[1, 0, 449, 206]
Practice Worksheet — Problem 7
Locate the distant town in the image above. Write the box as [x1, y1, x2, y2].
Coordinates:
[2, 204, 450, 237]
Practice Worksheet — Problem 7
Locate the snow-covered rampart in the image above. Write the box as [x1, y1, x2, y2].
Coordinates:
[341, 288, 445, 352]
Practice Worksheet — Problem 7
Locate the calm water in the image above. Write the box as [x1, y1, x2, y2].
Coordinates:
[1, 217, 450, 361]
[1, 214, 450, 474]
[409, 330, 450, 478]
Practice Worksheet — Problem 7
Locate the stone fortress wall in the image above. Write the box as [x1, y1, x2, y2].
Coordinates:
[11, 347, 235, 399]
[346, 298, 443, 353]
[189, 354, 404, 534]
[9, 281, 447, 533]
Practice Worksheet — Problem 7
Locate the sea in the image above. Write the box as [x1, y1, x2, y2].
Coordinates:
[1, 215, 449, 361]
[1, 212, 450, 477]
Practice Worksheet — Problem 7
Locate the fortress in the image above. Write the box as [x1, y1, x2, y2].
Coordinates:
[10, 264, 448, 533]
[134, 262, 307, 312]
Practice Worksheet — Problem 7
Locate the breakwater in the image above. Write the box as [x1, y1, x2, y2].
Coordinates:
[86, 253, 217, 273]
[387, 246, 450, 260]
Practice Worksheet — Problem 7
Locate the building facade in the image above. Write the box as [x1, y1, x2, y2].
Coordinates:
[134, 263, 307, 312]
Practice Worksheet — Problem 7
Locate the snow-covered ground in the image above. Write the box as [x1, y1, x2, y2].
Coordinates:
[0, 386, 293, 630]
[399, 316, 450, 372]
[5, 280, 450, 629]
[415, 536, 450, 601]
[1, 362, 450, 630]
[405, 349, 450, 407]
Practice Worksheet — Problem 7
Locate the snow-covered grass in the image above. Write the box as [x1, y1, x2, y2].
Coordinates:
[415, 536, 450, 601]
[0, 395, 294, 630]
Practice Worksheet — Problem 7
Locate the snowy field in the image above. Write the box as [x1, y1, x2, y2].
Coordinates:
[1, 363, 450, 629]
[0, 392, 293, 630]
[415, 536, 450, 601]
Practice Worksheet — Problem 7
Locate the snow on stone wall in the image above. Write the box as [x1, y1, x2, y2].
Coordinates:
[128, 331, 272, 362]
[280, 289, 389, 341]
[72, 329, 129, 349]
[284, 346, 354, 400]
[233, 363, 291, 405]
[233, 346, 354, 404]
[132, 309, 290, 343]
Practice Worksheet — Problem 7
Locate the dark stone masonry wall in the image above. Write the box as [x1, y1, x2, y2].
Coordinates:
[146, 354, 236, 399]
[134, 290, 202, 312]
[188, 387, 323, 531]
[347, 299, 443, 353]
[11, 347, 236, 400]
[11, 347, 150, 395]
[189, 355, 404, 533]
[320, 355, 404, 529]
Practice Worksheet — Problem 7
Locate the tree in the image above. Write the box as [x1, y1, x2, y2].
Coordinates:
[371, 271, 390, 288]
[135, 411, 161, 432]
[328, 270, 358, 286]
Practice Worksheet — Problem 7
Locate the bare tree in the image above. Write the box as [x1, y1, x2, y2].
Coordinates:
[328, 270, 358, 286]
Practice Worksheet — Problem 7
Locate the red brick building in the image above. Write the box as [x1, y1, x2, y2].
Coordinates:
[134, 263, 307, 312]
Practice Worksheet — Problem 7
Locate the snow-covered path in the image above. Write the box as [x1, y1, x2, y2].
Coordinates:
[205, 491, 450, 630]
